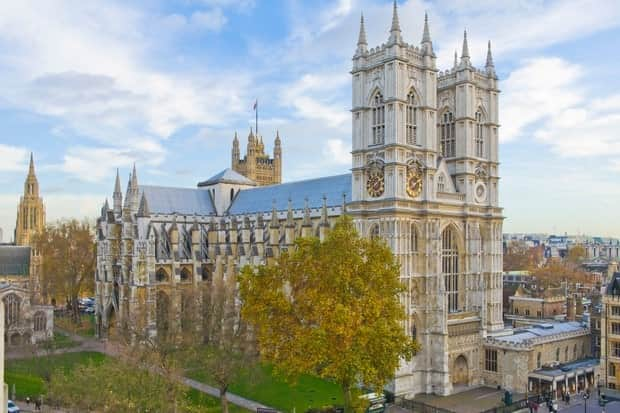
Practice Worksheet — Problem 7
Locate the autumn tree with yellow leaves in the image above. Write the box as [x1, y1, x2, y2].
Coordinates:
[239, 216, 419, 412]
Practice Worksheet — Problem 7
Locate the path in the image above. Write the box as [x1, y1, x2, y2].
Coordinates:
[7, 328, 273, 411]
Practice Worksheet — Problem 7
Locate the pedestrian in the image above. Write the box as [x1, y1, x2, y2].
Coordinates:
[34, 398, 41, 411]
[25, 396, 30, 406]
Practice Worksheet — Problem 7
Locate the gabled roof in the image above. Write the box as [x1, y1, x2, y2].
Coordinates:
[0, 246, 31, 276]
[138, 186, 216, 216]
[229, 174, 351, 215]
[197, 168, 256, 187]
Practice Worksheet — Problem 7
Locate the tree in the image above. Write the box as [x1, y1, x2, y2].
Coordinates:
[567, 245, 586, 264]
[184, 273, 257, 413]
[503, 242, 543, 271]
[531, 259, 589, 288]
[238, 216, 418, 412]
[33, 220, 95, 323]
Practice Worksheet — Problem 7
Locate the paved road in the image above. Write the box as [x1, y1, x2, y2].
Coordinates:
[533, 395, 620, 412]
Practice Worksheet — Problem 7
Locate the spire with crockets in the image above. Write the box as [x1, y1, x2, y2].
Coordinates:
[387, 0, 401, 45]
[460, 29, 471, 67]
[356, 13, 368, 55]
[421, 12, 434, 56]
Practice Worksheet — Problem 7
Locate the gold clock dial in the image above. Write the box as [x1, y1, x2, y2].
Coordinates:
[407, 169, 423, 198]
[366, 171, 384, 198]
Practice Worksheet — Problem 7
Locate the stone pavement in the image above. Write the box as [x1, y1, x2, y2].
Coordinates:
[183, 377, 274, 411]
[411, 386, 525, 413]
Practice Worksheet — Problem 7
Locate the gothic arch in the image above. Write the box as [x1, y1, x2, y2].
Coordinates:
[367, 86, 384, 106]
[180, 267, 192, 282]
[452, 355, 469, 385]
[439, 222, 465, 252]
[156, 267, 169, 283]
[369, 223, 380, 239]
[441, 224, 463, 313]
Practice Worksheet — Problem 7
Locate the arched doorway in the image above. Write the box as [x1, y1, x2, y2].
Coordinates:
[452, 355, 469, 385]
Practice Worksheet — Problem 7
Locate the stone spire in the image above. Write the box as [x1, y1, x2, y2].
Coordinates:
[28, 152, 35, 177]
[16, 152, 45, 246]
[421, 13, 434, 56]
[138, 192, 150, 217]
[24, 152, 39, 197]
[270, 201, 279, 228]
[460, 30, 471, 67]
[286, 198, 294, 227]
[356, 13, 368, 55]
[486, 40, 496, 77]
[454, 50, 458, 68]
[131, 163, 138, 191]
[320, 195, 329, 226]
[302, 197, 312, 227]
[388, 0, 402, 45]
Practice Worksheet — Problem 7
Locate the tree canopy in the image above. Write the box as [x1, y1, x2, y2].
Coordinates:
[239, 216, 418, 412]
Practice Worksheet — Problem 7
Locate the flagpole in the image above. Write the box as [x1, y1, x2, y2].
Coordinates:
[255, 100, 258, 137]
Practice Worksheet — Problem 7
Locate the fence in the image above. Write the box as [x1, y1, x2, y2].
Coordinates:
[398, 400, 455, 413]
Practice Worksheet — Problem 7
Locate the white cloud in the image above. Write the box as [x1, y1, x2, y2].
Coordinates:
[324, 139, 351, 165]
[502, 57, 620, 161]
[190, 9, 228, 32]
[0, 144, 28, 172]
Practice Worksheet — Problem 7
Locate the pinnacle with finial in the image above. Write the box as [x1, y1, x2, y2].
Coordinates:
[114, 168, 122, 193]
[388, 0, 402, 45]
[422, 12, 431, 43]
[454, 50, 458, 68]
[358, 13, 367, 46]
[131, 163, 138, 190]
[486, 40, 495, 68]
[461, 29, 470, 59]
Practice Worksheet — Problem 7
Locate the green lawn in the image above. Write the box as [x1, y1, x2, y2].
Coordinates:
[6, 352, 106, 399]
[6, 352, 249, 412]
[188, 363, 343, 412]
[55, 313, 96, 337]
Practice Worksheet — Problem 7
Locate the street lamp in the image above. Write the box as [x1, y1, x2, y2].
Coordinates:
[583, 392, 589, 413]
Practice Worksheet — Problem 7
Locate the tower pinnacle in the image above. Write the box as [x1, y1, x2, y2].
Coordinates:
[388, 0, 402, 45]
[356, 13, 368, 55]
[486, 40, 496, 77]
[460, 30, 471, 67]
[421, 12, 434, 56]
[28, 152, 35, 176]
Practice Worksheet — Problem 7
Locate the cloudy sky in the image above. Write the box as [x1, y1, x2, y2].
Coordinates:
[0, 0, 619, 239]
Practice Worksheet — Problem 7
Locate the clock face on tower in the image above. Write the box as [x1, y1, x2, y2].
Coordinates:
[366, 170, 384, 198]
[407, 168, 423, 198]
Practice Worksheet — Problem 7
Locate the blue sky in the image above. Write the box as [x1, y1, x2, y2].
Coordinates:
[0, 0, 619, 239]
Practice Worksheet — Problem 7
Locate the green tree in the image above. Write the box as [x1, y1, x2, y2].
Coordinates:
[33, 220, 95, 323]
[239, 216, 418, 412]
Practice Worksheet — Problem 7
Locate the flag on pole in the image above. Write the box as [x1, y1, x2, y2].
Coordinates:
[253, 99, 258, 110]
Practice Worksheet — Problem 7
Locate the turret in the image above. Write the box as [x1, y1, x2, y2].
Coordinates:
[274, 131, 282, 184]
[113, 169, 123, 216]
[387, 0, 402, 46]
[421, 13, 434, 57]
[246, 128, 257, 180]
[485, 40, 496, 78]
[24, 153, 39, 197]
[301, 198, 313, 238]
[232, 132, 240, 167]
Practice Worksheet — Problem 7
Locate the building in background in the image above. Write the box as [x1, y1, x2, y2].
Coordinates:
[15, 154, 45, 247]
[0, 283, 53, 346]
[600, 272, 620, 389]
[231, 130, 281, 186]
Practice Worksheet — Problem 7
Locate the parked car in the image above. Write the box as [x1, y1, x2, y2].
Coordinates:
[8, 399, 20, 413]
[83, 306, 95, 314]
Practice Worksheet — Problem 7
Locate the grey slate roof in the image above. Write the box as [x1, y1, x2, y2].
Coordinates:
[198, 168, 256, 187]
[0, 245, 31, 276]
[493, 321, 586, 345]
[139, 186, 216, 216]
[229, 173, 351, 215]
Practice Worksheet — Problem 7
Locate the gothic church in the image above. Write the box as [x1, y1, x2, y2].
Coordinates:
[95, 3, 503, 397]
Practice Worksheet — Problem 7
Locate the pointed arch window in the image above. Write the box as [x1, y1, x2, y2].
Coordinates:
[475, 111, 484, 157]
[442, 227, 460, 313]
[406, 91, 417, 145]
[437, 174, 445, 193]
[369, 224, 380, 240]
[34, 311, 46, 332]
[371, 92, 385, 145]
[4, 293, 21, 327]
[156, 268, 168, 282]
[440, 111, 455, 157]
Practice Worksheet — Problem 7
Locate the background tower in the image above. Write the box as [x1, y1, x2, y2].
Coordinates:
[231, 129, 282, 186]
[15, 153, 45, 246]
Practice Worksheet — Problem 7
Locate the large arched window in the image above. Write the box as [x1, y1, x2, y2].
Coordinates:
[369, 224, 380, 240]
[371, 92, 385, 145]
[437, 174, 445, 193]
[475, 111, 484, 157]
[406, 90, 417, 145]
[441, 227, 460, 313]
[4, 293, 21, 327]
[34, 311, 46, 332]
[440, 111, 455, 157]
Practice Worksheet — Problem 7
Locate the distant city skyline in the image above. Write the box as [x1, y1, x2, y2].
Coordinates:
[0, 0, 619, 236]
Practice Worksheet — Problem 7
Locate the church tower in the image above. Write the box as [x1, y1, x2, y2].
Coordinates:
[348, 2, 503, 397]
[231, 129, 282, 186]
[15, 153, 45, 246]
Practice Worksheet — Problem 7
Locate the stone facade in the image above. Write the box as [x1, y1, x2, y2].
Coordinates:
[1, 283, 53, 345]
[231, 130, 281, 186]
[601, 272, 620, 389]
[15, 154, 45, 247]
[483, 322, 591, 393]
[95, 4, 503, 398]
[508, 286, 565, 320]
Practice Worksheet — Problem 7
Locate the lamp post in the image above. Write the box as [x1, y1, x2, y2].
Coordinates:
[583, 392, 589, 413]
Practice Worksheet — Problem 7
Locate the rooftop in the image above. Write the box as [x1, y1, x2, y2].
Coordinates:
[0, 245, 30, 276]
[198, 168, 256, 187]
[139, 185, 216, 216]
[489, 321, 588, 346]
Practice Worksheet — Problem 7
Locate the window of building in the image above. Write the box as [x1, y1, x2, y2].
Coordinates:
[537, 352, 542, 368]
[612, 306, 620, 316]
[406, 90, 417, 145]
[475, 111, 484, 157]
[442, 227, 460, 313]
[180, 267, 191, 282]
[565, 346, 568, 361]
[610, 383, 616, 389]
[613, 341, 620, 357]
[610, 363, 617, 377]
[156, 268, 168, 282]
[370, 224, 380, 240]
[525, 309, 530, 316]
[437, 174, 445, 193]
[612, 322, 620, 335]
[371, 92, 385, 145]
[34, 311, 46, 332]
[485, 349, 498, 372]
[573, 344, 577, 360]
[410, 223, 418, 254]
[4, 293, 20, 327]
[537, 310, 542, 318]
[556, 348, 560, 362]
[440, 111, 455, 157]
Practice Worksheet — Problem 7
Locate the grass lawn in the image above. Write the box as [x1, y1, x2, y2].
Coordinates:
[6, 352, 250, 412]
[188, 363, 343, 412]
[6, 352, 106, 400]
[47, 331, 79, 349]
[55, 313, 96, 337]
